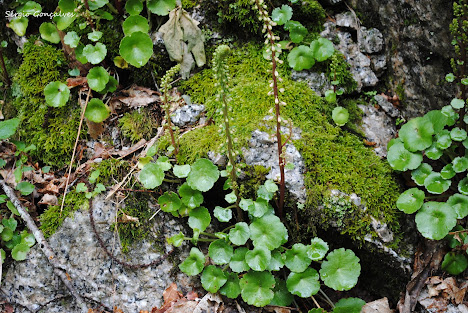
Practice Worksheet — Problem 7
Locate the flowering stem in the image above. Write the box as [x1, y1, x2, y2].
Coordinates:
[253, 0, 285, 218]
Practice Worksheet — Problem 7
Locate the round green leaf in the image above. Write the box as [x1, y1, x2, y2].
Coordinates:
[201, 265, 227, 293]
[451, 127, 467, 142]
[0, 118, 20, 140]
[240, 271, 275, 307]
[187, 158, 220, 192]
[399, 117, 434, 152]
[268, 249, 285, 271]
[425, 110, 448, 133]
[188, 207, 211, 232]
[88, 0, 108, 10]
[123, 15, 149, 36]
[7, 18, 28, 37]
[286, 268, 320, 297]
[441, 105, 459, 126]
[441, 252, 468, 275]
[307, 237, 329, 261]
[246, 247, 271, 271]
[179, 247, 205, 275]
[230, 247, 250, 273]
[459, 177, 468, 195]
[435, 130, 452, 150]
[229, 222, 250, 245]
[453, 157, 468, 173]
[247, 199, 270, 218]
[139, 163, 165, 189]
[158, 191, 181, 213]
[5, 233, 20, 250]
[396, 188, 425, 214]
[83, 43, 107, 64]
[173, 164, 191, 178]
[86, 66, 110, 92]
[271, 5, 293, 25]
[126, 0, 143, 15]
[285, 20, 307, 43]
[88, 30, 103, 42]
[288, 46, 315, 71]
[446, 73, 456, 82]
[447, 194, 468, 219]
[54, 13, 76, 30]
[102, 76, 118, 93]
[333, 298, 366, 313]
[147, 0, 176, 16]
[59, 0, 76, 12]
[269, 278, 293, 306]
[16, 181, 34, 196]
[325, 90, 337, 103]
[441, 164, 456, 179]
[387, 141, 423, 171]
[219, 272, 241, 299]
[18, 1, 42, 14]
[64, 31, 80, 48]
[84, 98, 110, 123]
[214, 206, 232, 222]
[156, 156, 172, 171]
[1, 228, 13, 242]
[0, 249, 5, 263]
[411, 163, 433, 186]
[75, 44, 88, 64]
[4, 218, 18, 231]
[332, 106, 349, 126]
[179, 183, 203, 208]
[319, 248, 361, 291]
[44, 81, 70, 107]
[225, 191, 237, 204]
[415, 201, 457, 240]
[250, 214, 288, 250]
[21, 231, 35, 247]
[39, 22, 60, 43]
[424, 172, 451, 194]
[310, 38, 335, 62]
[451, 98, 465, 109]
[209, 239, 233, 265]
[167, 232, 184, 247]
[257, 185, 274, 201]
[284, 243, 312, 273]
[11, 243, 30, 261]
[425, 142, 443, 160]
[239, 198, 254, 211]
[264, 179, 278, 193]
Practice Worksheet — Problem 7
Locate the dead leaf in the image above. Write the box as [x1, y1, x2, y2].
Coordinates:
[114, 307, 125, 313]
[110, 86, 160, 109]
[38, 194, 58, 206]
[186, 291, 198, 301]
[92, 142, 112, 160]
[67, 77, 88, 88]
[39, 180, 61, 194]
[163, 283, 183, 304]
[362, 297, 393, 313]
[193, 293, 223, 313]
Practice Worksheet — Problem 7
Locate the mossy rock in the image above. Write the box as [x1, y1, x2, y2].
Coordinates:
[119, 109, 158, 143]
[179, 43, 402, 244]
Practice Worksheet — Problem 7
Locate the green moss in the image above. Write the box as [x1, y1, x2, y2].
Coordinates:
[119, 109, 158, 143]
[15, 40, 66, 97]
[292, 0, 326, 32]
[40, 191, 88, 238]
[116, 193, 155, 253]
[91, 158, 130, 185]
[182, 0, 199, 9]
[180, 43, 402, 244]
[12, 39, 84, 168]
[327, 52, 358, 93]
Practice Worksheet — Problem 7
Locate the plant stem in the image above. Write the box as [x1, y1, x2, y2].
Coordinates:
[0, 47, 11, 86]
[319, 289, 335, 309]
[254, 0, 285, 218]
[60, 88, 91, 214]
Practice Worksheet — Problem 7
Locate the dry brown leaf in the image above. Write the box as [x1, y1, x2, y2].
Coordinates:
[168, 300, 198, 313]
[39, 180, 61, 194]
[114, 307, 125, 313]
[38, 194, 58, 206]
[186, 291, 198, 301]
[92, 142, 112, 160]
[111, 86, 160, 109]
[362, 297, 393, 313]
[67, 77, 87, 88]
[163, 283, 183, 304]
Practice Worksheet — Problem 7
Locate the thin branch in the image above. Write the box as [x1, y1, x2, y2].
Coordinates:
[0, 180, 89, 313]
[60, 88, 91, 214]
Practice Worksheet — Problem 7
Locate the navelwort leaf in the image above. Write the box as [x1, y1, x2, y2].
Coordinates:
[286, 268, 320, 297]
[310, 38, 334, 62]
[332, 106, 349, 126]
[86, 66, 110, 92]
[139, 163, 165, 189]
[270, 278, 293, 306]
[188, 207, 211, 232]
[158, 191, 181, 213]
[39, 22, 60, 43]
[84, 99, 110, 123]
[319, 248, 360, 291]
[387, 141, 422, 171]
[230, 247, 250, 273]
[396, 188, 425, 214]
[219, 272, 241, 299]
[268, 249, 285, 271]
[83, 43, 107, 65]
[179, 247, 205, 275]
[447, 194, 468, 219]
[201, 265, 227, 293]
[399, 117, 434, 152]
[240, 271, 275, 307]
[0, 118, 20, 140]
[122, 15, 149, 36]
[288, 46, 315, 71]
[411, 163, 433, 186]
[214, 206, 232, 222]
[179, 183, 203, 208]
[209, 239, 233, 265]
[249, 214, 288, 250]
[125, 0, 143, 15]
[441, 252, 468, 275]
[246, 247, 271, 271]
[64, 31, 80, 48]
[307, 237, 329, 261]
[333, 298, 366, 313]
[147, 0, 176, 16]
[415, 202, 457, 240]
[44, 82, 70, 107]
[173, 164, 191, 178]
[284, 243, 311, 273]
[187, 158, 220, 192]
[120, 32, 154, 68]
[16, 182, 34, 196]
[271, 5, 293, 25]
[229, 222, 250, 246]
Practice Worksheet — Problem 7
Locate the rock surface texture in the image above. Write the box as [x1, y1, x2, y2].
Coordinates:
[1, 196, 193, 312]
[349, 0, 456, 117]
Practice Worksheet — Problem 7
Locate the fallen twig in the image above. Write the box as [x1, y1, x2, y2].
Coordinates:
[60, 88, 91, 214]
[0, 180, 89, 313]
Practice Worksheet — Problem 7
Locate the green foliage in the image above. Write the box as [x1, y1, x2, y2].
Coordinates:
[119, 109, 157, 143]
